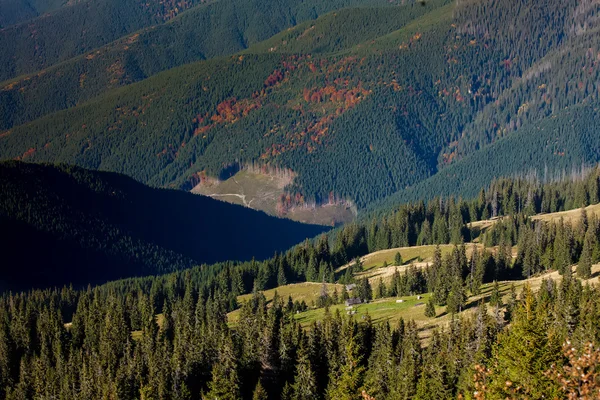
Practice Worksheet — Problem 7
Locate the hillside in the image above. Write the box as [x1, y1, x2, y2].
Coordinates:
[2, 0, 600, 215]
[367, 103, 600, 215]
[0, 165, 599, 399]
[0, 161, 327, 290]
[0, 0, 410, 131]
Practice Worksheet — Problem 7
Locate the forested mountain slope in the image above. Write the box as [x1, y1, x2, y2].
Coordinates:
[1, 169, 600, 399]
[0, 0, 432, 131]
[0, 0, 69, 28]
[2, 0, 600, 213]
[368, 103, 600, 215]
[0, 0, 210, 81]
[0, 161, 326, 290]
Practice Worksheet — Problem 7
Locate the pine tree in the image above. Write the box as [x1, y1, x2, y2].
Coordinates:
[326, 333, 365, 400]
[424, 298, 436, 318]
[394, 252, 403, 266]
[578, 228, 593, 279]
[204, 335, 240, 400]
[293, 347, 317, 400]
[486, 285, 562, 398]
[252, 381, 268, 400]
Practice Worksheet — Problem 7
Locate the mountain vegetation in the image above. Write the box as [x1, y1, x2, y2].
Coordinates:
[3, 0, 600, 213]
[0, 168, 599, 398]
[0, 161, 326, 290]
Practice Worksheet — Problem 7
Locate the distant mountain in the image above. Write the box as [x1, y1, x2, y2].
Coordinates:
[0, 161, 327, 290]
[2, 0, 600, 215]
[0, 0, 409, 131]
[366, 103, 600, 217]
[0, 0, 68, 28]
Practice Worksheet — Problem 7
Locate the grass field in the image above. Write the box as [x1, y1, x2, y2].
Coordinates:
[294, 293, 436, 326]
[191, 169, 355, 226]
[357, 244, 456, 271]
[244, 264, 599, 340]
[228, 282, 344, 323]
[532, 203, 600, 224]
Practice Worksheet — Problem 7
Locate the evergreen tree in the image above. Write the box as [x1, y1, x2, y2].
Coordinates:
[375, 278, 386, 299]
[364, 324, 393, 399]
[424, 298, 436, 318]
[357, 278, 372, 302]
[578, 228, 593, 279]
[306, 254, 318, 282]
[204, 335, 240, 400]
[293, 346, 317, 400]
[446, 279, 466, 314]
[553, 220, 571, 275]
[326, 333, 365, 400]
[394, 252, 403, 266]
[486, 285, 562, 399]
[252, 381, 268, 400]
[277, 263, 288, 287]
[489, 281, 503, 309]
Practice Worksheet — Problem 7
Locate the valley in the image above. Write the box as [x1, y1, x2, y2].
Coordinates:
[2, 0, 600, 398]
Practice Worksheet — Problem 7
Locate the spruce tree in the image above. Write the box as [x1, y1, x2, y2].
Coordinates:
[306, 255, 318, 282]
[489, 281, 502, 309]
[293, 346, 317, 400]
[252, 381, 268, 400]
[486, 285, 562, 398]
[364, 324, 393, 399]
[277, 264, 288, 287]
[577, 228, 593, 279]
[424, 298, 436, 318]
[376, 278, 386, 299]
[394, 252, 403, 266]
[326, 333, 365, 400]
[204, 335, 240, 400]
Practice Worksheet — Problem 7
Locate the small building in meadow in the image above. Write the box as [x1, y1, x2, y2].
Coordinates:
[345, 298, 362, 307]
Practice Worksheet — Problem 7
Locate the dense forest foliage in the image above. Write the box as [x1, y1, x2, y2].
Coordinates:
[0, 0, 68, 28]
[2, 0, 599, 211]
[0, 170, 599, 399]
[0, 0, 210, 81]
[0, 161, 326, 290]
[0, 0, 421, 131]
[0, 0, 404, 82]
[368, 104, 600, 215]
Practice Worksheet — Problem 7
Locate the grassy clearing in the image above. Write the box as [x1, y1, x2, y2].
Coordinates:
[237, 282, 344, 304]
[341, 243, 488, 273]
[228, 282, 344, 323]
[191, 170, 355, 226]
[294, 293, 436, 327]
[364, 2, 454, 52]
[358, 244, 455, 271]
[467, 203, 600, 234]
[268, 264, 600, 340]
[532, 203, 600, 224]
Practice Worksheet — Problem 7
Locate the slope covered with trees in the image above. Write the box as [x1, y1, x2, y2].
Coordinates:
[2, 0, 600, 213]
[0, 0, 436, 131]
[0, 161, 326, 290]
[0, 169, 599, 399]
[368, 103, 600, 215]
